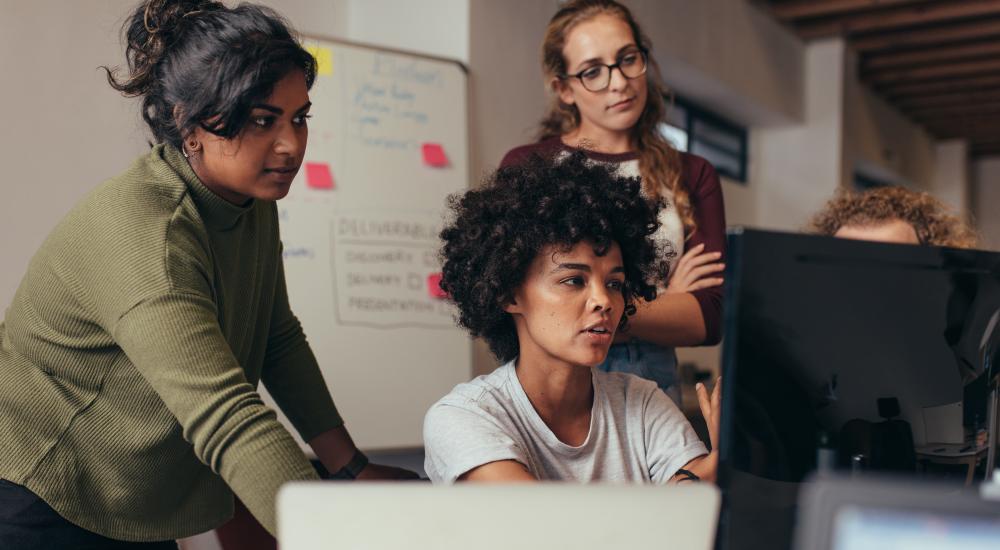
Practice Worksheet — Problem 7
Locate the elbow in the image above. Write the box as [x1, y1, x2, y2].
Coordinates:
[691, 292, 723, 347]
[700, 329, 722, 347]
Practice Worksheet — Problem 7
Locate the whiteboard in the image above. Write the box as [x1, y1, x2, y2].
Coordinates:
[261, 37, 470, 450]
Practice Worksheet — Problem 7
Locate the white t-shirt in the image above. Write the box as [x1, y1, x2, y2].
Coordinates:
[423, 362, 707, 484]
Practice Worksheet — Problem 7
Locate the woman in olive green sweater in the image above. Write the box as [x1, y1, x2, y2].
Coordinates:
[0, 1, 412, 547]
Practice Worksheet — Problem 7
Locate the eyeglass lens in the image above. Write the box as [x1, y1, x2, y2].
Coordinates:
[578, 51, 646, 91]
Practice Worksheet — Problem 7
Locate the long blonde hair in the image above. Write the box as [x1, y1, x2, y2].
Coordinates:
[538, 0, 695, 235]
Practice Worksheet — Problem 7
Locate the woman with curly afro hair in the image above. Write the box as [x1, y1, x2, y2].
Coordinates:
[811, 186, 978, 248]
[423, 153, 720, 484]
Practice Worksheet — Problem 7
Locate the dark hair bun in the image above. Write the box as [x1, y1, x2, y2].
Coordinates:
[103, 1, 315, 149]
[107, 1, 223, 97]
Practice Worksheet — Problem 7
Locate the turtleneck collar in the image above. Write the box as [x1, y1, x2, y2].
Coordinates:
[159, 143, 254, 231]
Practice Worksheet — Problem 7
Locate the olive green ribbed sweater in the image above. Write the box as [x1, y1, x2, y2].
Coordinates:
[0, 144, 342, 541]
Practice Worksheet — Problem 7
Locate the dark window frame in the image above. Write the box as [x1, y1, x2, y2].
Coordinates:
[664, 94, 748, 183]
[853, 171, 893, 191]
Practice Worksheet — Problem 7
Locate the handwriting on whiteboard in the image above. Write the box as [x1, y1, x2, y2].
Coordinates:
[348, 55, 439, 150]
[330, 213, 455, 329]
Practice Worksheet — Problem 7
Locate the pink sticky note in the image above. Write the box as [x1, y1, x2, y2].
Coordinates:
[305, 162, 335, 190]
[422, 143, 449, 168]
[427, 272, 448, 299]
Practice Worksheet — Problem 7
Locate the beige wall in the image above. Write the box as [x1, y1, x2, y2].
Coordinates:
[468, 0, 558, 182]
[628, 0, 804, 127]
[843, 49, 937, 193]
[973, 157, 1000, 251]
[0, 1, 148, 309]
[931, 140, 970, 216]
[749, 39, 846, 232]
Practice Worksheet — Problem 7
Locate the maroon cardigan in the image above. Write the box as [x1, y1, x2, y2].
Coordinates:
[499, 137, 727, 345]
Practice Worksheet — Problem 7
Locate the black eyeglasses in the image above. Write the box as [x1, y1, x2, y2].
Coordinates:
[560, 49, 647, 92]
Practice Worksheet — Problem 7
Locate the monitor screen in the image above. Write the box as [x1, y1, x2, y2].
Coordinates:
[717, 229, 1000, 550]
[832, 506, 1000, 550]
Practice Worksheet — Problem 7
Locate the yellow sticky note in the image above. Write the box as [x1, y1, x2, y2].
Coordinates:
[306, 45, 333, 76]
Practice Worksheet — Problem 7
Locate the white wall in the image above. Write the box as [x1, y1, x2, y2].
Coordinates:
[0, 0, 148, 310]
[931, 140, 970, 216]
[628, 0, 804, 127]
[843, 48, 937, 193]
[749, 39, 846, 232]
[468, 0, 558, 180]
[344, 0, 469, 63]
[973, 157, 1000, 251]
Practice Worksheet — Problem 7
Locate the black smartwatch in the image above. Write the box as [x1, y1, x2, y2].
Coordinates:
[328, 449, 369, 480]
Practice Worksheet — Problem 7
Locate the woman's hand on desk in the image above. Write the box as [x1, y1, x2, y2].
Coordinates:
[356, 463, 421, 481]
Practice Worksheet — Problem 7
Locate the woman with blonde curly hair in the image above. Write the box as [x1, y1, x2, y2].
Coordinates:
[811, 186, 978, 248]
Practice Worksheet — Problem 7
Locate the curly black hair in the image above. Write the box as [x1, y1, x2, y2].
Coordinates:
[440, 152, 668, 363]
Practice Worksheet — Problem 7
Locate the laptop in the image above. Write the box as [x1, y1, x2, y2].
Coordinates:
[278, 482, 720, 550]
[794, 475, 1000, 550]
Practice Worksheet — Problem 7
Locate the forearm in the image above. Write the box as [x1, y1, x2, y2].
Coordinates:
[676, 452, 717, 483]
[308, 425, 359, 474]
[114, 294, 321, 534]
[618, 292, 707, 347]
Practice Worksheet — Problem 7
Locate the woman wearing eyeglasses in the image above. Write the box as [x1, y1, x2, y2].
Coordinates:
[500, 0, 727, 406]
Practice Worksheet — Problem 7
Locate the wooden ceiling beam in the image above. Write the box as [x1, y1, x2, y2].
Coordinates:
[794, 0, 1000, 40]
[862, 39, 1000, 70]
[918, 113, 1000, 125]
[972, 138, 1000, 145]
[969, 142, 1000, 156]
[865, 57, 1000, 85]
[879, 73, 1000, 98]
[852, 17, 1000, 52]
[922, 124, 1000, 134]
[918, 122, 1000, 137]
[770, 0, 928, 21]
[896, 89, 1000, 110]
[918, 113, 1000, 123]
[904, 101, 1000, 119]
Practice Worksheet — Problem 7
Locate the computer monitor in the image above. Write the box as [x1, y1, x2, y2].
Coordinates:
[717, 229, 1000, 550]
[794, 475, 1000, 550]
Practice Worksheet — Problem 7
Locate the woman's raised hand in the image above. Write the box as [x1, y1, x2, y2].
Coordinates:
[694, 376, 721, 482]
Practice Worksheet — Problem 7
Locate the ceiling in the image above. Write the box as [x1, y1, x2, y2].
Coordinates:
[760, 0, 1000, 158]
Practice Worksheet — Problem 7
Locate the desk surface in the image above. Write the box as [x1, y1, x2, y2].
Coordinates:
[915, 443, 989, 458]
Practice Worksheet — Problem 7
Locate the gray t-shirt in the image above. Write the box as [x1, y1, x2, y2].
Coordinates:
[423, 362, 708, 484]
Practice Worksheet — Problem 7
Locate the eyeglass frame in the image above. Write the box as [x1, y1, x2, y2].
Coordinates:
[558, 48, 648, 92]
